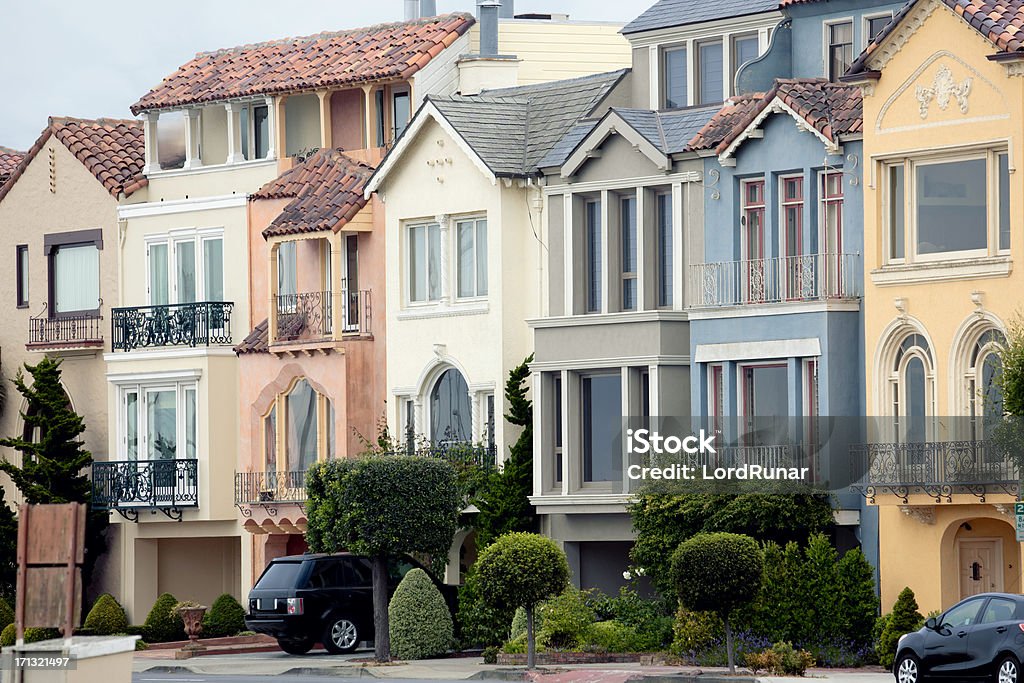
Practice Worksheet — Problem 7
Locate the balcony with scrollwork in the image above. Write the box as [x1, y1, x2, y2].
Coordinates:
[852, 440, 1019, 504]
[91, 459, 199, 522]
[270, 283, 371, 351]
[110, 301, 234, 352]
[688, 253, 861, 308]
[26, 307, 104, 352]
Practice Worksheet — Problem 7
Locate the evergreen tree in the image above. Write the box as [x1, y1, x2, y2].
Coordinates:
[0, 357, 107, 592]
[0, 487, 17, 600]
[877, 587, 924, 668]
[473, 355, 537, 549]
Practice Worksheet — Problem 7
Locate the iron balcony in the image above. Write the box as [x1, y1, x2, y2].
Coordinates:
[111, 301, 233, 351]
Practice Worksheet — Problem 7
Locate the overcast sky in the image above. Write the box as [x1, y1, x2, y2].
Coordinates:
[1, 0, 654, 150]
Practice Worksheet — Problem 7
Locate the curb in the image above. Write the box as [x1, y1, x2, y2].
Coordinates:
[281, 666, 378, 677]
[468, 669, 530, 681]
[136, 665, 199, 674]
[638, 677, 757, 683]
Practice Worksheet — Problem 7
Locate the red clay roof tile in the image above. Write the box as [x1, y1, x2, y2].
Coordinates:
[131, 14, 475, 114]
[0, 146, 24, 185]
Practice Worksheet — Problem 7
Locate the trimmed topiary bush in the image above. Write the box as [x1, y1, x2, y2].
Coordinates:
[202, 594, 246, 638]
[388, 568, 454, 660]
[876, 587, 923, 668]
[143, 593, 185, 643]
[83, 594, 129, 635]
[0, 623, 13, 648]
[1, 624, 62, 648]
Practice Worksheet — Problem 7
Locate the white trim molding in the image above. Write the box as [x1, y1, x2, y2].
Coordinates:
[694, 338, 821, 363]
[106, 368, 203, 385]
[560, 111, 671, 178]
[870, 256, 1012, 286]
[118, 194, 249, 219]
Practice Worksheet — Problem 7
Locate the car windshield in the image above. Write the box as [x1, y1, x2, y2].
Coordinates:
[254, 561, 304, 590]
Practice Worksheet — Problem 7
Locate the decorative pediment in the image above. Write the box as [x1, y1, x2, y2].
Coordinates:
[915, 66, 971, 119]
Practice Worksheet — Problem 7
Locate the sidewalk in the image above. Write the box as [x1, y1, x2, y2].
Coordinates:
[132, 650, 894, 683]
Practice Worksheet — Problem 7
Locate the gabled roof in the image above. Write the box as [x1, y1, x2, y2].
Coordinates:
[622, 0, 779, 35]
[366, 70, 627, 192]
[0, 147, 24, 185]
[688, 79, 861, 158]
[131, 14, 475, 114]
[553, 105, 720, 177]
[252, 148, 374, 238]
[0, 117, 146, 204]
[847, 0, 1024, 77]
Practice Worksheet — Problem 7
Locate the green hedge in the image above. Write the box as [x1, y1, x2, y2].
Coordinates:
[83, 594, 129, 635]
[202, 594, 246, 638]
[388, 568, 454, 660]
[0, 624, 61, 648]
[0, 598, 12, 632]
[143, 593, 185, 643]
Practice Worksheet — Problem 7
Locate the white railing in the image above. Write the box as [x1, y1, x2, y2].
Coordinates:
[688, 253, 861, 308]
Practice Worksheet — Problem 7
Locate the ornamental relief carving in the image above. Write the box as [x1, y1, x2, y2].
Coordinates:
[915, 65, 972, 119]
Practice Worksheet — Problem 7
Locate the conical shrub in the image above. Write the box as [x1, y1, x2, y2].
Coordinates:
[389, 568, 454, 659]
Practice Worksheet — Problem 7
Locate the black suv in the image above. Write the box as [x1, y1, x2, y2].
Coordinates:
[245, 552, 455, 655]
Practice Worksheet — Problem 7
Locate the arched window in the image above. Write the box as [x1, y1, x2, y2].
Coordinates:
[890, 332, 935, 442]
[262, 378, 335, 473]
[430, 369, 471, 444]
[967, 329, 1005, 439]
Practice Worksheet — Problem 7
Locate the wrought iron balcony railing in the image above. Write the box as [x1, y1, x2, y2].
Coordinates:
[91, 459, 199, 521]
[235, 470, 308, 508]
[852, 440, 1020, 503]
[28, 311, 103, 349]
[689, 253, 861, 308]
[273, 289, 371, 343]
[385, 442, 498, 470]
[111, 302, 233, 351]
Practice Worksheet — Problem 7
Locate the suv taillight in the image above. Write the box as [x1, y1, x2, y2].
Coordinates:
[287, 598, 304, 615]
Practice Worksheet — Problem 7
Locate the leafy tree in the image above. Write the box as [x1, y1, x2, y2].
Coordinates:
[456, 565, 516, 648]
[305, 457, 461, 662]
[0, 488, 17, 600]
[998, 315, 1024, 417]
[629, 493, 833, 601]
[474, 356, 537, 548]
[671, 532, 764, 673]
[388, 568, 454, 659]
[876, 587, 923, 668]
[475, 532, 569, 669]
[0, 357, 107, 600]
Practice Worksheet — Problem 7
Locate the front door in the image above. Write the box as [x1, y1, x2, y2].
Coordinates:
[959, 539, 1001, 598]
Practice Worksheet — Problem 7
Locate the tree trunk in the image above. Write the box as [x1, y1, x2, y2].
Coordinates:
[724, 614, 735, 674]
[526, 605, 536, 670]
[372, 554, 391, 662]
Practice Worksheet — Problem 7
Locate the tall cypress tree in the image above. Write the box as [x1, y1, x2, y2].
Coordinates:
[0, 357, 106, 591]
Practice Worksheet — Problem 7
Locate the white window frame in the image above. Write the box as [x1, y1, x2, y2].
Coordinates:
[779, 173, 805, 259]
[884, 161, 907, 265]
[454, 215, 488, 301]
[730, 32, 760, 95]
[694, 38, 725, 105]
[661, 44, 689, 109]
[238, 100, 271, 161]
[823, 18, 855, 81]
[145, 227, 225, 305]
[118, 380, 198, 461]
[862, 11, 894, 49]
[405, 221, 442, 306]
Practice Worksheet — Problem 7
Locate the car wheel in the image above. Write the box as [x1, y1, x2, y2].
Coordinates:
[896, 652, 921, 683]
[277, 637, 314, 655]
[997, 655, 1021, 683]
[322, 616, 359, 654]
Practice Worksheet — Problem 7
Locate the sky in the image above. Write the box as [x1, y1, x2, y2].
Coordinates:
[0, 0, 655, 150]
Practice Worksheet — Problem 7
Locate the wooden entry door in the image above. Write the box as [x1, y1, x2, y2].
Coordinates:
[959, 539, 1002, 598]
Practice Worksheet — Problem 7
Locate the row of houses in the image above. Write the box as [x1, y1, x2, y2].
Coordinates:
[0, 0, 1020, 619]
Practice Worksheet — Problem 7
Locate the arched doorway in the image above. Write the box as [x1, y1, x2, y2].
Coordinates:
[430, 368, 471, 445]
[950, 516, 1017, 600]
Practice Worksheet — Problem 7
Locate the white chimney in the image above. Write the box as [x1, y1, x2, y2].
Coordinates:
[421, 0, 437, 15]
[404, 0, 419, 21]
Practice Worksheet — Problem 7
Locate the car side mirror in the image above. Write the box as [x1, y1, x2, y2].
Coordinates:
[925, 617, 938, 630]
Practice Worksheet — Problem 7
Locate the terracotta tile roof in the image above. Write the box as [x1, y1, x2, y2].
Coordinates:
[0, 117, 147, 204]
[253, 148, 374, 238]
[131, 14, 475, 114]
[848, 0, 1024, 76]
[235, 319, 269, 355]
[0, 146, 24, 184]
[688, 79, 862, 154]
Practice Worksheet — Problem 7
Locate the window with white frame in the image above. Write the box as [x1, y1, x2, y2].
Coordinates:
[120, 381, 197, 461]
[662, 47, 688, 109]
[656, 192, 674, 308]
[966, 329, 1006, 440]
[864, 12, 893, 44]
[456, 217, 488, 299]
[619, 194, 638, 311]
[889, 333, 935, 443]
[148, 230, 224, 305]
[731, 33, 760, 91]
[277, 241, 297, 299]
[262, 378, 335, 472]
[552, 374, 563, 485]
[884, 151, 1010, 263]
[582, 372, 621, 483]
[238, 102, 271, 160]
[408, 222, 442, 304]
[696, 40, 724, 104]
[826, 21, 853, 81]
[585, 199, 602, 313]
[430, 368, 472, 444]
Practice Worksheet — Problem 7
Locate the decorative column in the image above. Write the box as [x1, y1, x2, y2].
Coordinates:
[330, 233, 343, 338]
[183, 109, 202, 170]
[267, 243, 278, 343]
[225, 102, 244, 164]
[318, 91, 332, 150]
[268, 95, 282, 160]
[143, 112, 160, 175]
[437, 214, 452, 306]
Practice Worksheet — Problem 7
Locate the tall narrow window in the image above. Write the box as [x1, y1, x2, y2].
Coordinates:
[253, 105, 270, 159]
[999, 153, 1010, 252]
[53, 244, 100, 314]
[184, 387, 197, 460]
[742, 179, 766, 302]
[430, 368, 471, 444]
[408, 223, 441, 303]
[892, 334, 933, 443]
[582, 374, 621, 483]
[827, 22, 853, 81]
[888, 164, 905, 260]
[175, 240, 196, 304]
[620, 196, 637, 311]
[149, 243, 169, 305]
[731, 34, 760, 93]
[287, 379, 318, 472]
[125, 390, 139, 460]
[16, 245, 28, 308]
[709, 364, 724, 435]
[586, 200, 602, 313]
[457, 218, 488, 298]
[663, 47, 687, 109]
[375, 89, 386, 147]
[404, 399, 416, 454]
[697, 40, 724, 104]
[743, 364, 789, 445]
[264, 405, 277, 474]
[392, 91, 411, 141]
[147, 389, 177, 460]
[203, 238, 224, 301]
[277, 241, 297, 298]
[326, 398, 336, 459]
[553, 375, 563, 484]
[821, 172, 844, 296]
[781, 176, 804, 300]
[485, 394, 495, 454]
[657, 192, 673, 307]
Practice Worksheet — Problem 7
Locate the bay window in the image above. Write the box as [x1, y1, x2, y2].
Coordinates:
[582, 373, 621, 483]
[120, 380, 197, 461]
[148, 230, 224, 305]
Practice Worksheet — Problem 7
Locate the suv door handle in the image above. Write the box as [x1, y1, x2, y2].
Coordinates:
[958, 630, 968, 638]
[997, 626, 1008, 634]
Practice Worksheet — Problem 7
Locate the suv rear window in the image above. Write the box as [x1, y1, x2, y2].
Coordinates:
[255, 561, 304, 589]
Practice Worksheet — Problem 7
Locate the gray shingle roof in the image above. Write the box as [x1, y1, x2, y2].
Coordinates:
[622, 0, 780, 35]
[427, 70, 628, 177]
[536, 121, 598, 170]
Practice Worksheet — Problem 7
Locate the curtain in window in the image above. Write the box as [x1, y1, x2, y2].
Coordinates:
[410, 226, 427, 302]
[326, 398, 336, 459]
[176, 241, 196, 303]
[287, 380, 318, 471]
[54, 245, 99, 313]
[147, 390, 177, 460]
[265, 406, 277, 474]
[430, 369, 471, 444]
[125, 391, 139, 460]
[278, 242, 297, 297]
[476, 220, 488, 296]
[150, 243, 169, 305]
[427, 224, 441, 300]
[184, 388, 197, 459]
[204, 238, 224, 301]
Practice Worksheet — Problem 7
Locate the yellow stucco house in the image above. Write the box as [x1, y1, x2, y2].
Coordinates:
[844, 0, 1024, 612]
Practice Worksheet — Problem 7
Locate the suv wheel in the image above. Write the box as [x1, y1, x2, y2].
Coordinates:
[896, 652, 921, 683]
[998, 655, 1020, 683]
[323, 616, 359, 654]
[277, 637, 314, 655]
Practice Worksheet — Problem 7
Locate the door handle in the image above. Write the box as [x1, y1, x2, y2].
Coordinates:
[997, 627, 1008, 634]
[958, 630, 968, 638]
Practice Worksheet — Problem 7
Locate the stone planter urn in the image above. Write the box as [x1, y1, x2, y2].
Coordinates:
[179, 607, 207, 650]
